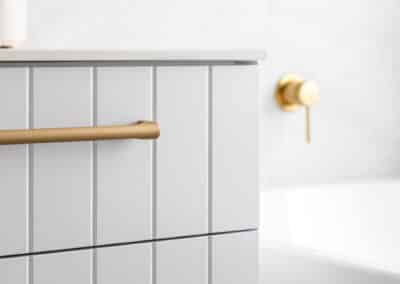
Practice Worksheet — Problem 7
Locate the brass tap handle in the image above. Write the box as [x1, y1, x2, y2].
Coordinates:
[275, 74, 319, 143]
[306, 106, 311, 144]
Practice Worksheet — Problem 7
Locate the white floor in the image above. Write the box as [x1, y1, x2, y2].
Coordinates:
[260, 179, 400, 283]
[260, 247, 400, 284]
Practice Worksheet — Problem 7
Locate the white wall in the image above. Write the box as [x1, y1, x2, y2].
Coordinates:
[26, 0, 268, 50]
[262, 0, 400, 188]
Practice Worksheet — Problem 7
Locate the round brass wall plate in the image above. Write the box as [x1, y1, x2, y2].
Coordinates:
[275, 74, 303, 112]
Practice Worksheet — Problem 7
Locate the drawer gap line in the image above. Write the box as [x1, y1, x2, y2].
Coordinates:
[0, 228, 257, 260]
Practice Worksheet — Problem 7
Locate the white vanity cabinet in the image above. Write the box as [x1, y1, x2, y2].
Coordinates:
[0, 50, 262, 284]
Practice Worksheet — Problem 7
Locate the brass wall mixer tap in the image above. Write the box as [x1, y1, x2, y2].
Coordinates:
[275, 74, 320, 143]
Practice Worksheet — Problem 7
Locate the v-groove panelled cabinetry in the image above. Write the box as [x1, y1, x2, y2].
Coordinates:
[0, 50, 263, 284]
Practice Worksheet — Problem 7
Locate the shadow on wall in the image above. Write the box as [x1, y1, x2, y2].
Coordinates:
[260, 247, 400, 284]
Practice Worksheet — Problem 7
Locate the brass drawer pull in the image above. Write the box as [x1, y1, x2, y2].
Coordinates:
[0, 120, 160, 145]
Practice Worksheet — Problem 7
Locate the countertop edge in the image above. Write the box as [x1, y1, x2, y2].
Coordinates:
[0, 49, 267, 62]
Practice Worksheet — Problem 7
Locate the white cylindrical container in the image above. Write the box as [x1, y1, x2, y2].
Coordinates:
[0, 0, 27, 48]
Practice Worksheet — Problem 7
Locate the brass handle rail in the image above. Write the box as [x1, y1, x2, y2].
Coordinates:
[0, 121, 160, 145]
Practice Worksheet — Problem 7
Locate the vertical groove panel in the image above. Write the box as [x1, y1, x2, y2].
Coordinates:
[212, 66, 258, 232]
[211, 232, 258, 284]
[33, 250, 92, 284]
[95, 66, 152, 283]
[0, 67, 30, 283]
[0, 68, 29, 256]
[156, 66, 208, 238]
[28, 66, 34, 284]
[97, 244, 152, 284]
[156, 237, 208, 284]
[0, 257, 29, 283]
[207, 65, 213, 284]
[96, 67, 152, 244]
[32, 67, 93, 252]
[91, 66, 98, 284]
[152, 66, 157, 284]
[32, 67, 93, 284]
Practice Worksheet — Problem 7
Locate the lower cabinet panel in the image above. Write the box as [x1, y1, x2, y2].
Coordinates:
[0, 232, 257, 284]
[33, 250, 92, 284]
[156, 237, 208, 284]
[0, 257, 27, 284]
[97, 243, 152, 284]
[212, 231, 258, 284]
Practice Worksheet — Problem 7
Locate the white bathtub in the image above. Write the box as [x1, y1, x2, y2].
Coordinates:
[259, 179, 400, 283]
